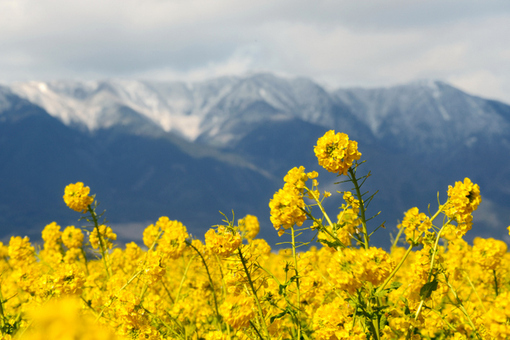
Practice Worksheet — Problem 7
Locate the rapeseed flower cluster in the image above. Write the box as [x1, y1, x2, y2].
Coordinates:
[205, 225, 242, 257]
[399, 207, 432, 244]
[90, 224, 117, 249]
[268, 166, 317, 236]
[314, 130, 361, 175]
[312, 297, 366, 340]
[2, 130, 509, 340]
[63, 182, 94, 213]
[444, 178, 482, 238]
[238, 214, 260, 241]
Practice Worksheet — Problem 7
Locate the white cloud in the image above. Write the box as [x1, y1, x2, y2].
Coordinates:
[1, 0, 510, 103]
[448, 71, 508, 102]
[133, 47, 258, 83]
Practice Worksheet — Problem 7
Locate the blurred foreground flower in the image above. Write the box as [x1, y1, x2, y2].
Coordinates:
[19, 298, 117, 340]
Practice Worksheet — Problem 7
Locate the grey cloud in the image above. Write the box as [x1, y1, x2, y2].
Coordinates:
[1, 0, 510, 103]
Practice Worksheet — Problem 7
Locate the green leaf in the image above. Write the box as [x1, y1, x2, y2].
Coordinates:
[278, 284, 286, 295]
[289, 275, 298, 283]
[270, 310, 287, 324]
[374, 281, 403, 298]
[380, 313, 388, 328]
[373, 289, 386, 298]
[389, 282, 403, 290]
[420, 279, 438, 300]
[317, 238, 345, 249]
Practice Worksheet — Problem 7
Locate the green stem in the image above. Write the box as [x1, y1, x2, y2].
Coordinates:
[381, 206, 446, 295]
[187, 242, 221, 321]
[375, 241, 416, 295]
[305, 187, 335, 229]
[463, 271, 487, 313]
[442, 273, 482, 340]
[250, 320, 265, 340]
[213, 254, 227, 300]
[0, 283, 5, 329]
[412, 228, 444, 325]
[429, 204, 446, 223]
[348, 166, 383, 338]
[371, 317, 381, 340]
[238, 247, 269, 338]
[87, 205, 111, 279]
[175, 256, 195, 302]
[348, 167, 369, 249]
[291, 227, 301, 340]
[95, 269, 143, 322]
[161, 279, 175, 304]
[80, 248, 90, 276]
[426, 221, 448, 283]
[80, 295, 99, 317]
[403, 207, 447, 340]
[392, 225, 405, 249]
[493, 269, 499, 297]
[305, 187, 346, 250]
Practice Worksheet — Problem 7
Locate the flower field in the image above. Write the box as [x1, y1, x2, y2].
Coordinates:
[1, 130, 509, 339]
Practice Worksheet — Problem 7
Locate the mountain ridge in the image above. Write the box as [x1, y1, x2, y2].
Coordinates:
[10, 75, 510, 149]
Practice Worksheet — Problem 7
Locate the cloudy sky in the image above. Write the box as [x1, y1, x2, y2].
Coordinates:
[1, 0, 510, 102]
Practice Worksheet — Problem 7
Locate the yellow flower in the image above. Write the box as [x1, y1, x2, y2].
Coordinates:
[155, 217, 189, 259]
[307, 170, 319, 179]
[41, 222, 62, 251]
[239, 214, 260, 240]
[328, 247, 394, 294]
[62, 226, 84, 249]
[64, 247, 84, 264]
[51, 264, 86, 296]
[283, 166, 309, 192]
[219, 294, 256, 329]
[313, 297, 366, 339]
[63, 182, 94, 213]
[141, 250, 166, 285]
[269, 166, 322, 236]
[19, 297, 118, 340]
[141, 217, 188, 260]
[314, 130, 361, 175]
[0, 241, 8, 258]
[8, 236, 35, 265]
[248, 238, 271, 257]
[205, 331, 229, 340]
[205, 226, 242, 257]
[143, 223, 160, 248]
[483, 291, 510, 339]
[444, 178, 481, 238]
[445, 178, 481, 219]
[89, 225, 117, 250]
[269, 186, 306, 236]
[473, 237, 507, 270]
[399, 207, 432, 244]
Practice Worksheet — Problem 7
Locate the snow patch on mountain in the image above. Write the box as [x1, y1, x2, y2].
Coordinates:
[11, 79, 207, 140]
[333, 79, 510, 146]
[11, 81, 102, 128]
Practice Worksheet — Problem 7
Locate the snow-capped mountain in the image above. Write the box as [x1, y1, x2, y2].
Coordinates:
[11, 75, 510, 151]
[2, 74, 510, 247]
[10, 74, 363, 145]
[10, 79, 198, 138]
[334, 80, 510, 151]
